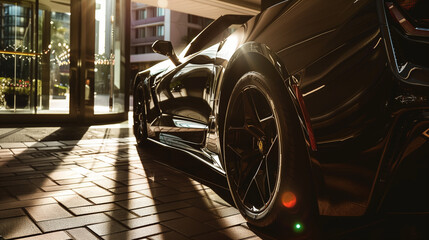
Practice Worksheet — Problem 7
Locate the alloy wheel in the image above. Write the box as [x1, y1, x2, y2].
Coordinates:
[225, 86, 281, 215]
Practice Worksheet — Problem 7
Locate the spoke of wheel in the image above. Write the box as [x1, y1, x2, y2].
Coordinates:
[229, 125, 260, 143]
[227, 144, 244, 159]
[264, 157, 272, 196]
[266, 135, 278, 160]
[265, 135, 278, 194]
[260, 115, 274, 132]
[254, 172, 267, 206]
[227, 144, 260, 161]
[242, 90, 260, 124]
[241, 156, 265, 203]
[228, 126, 247, 134]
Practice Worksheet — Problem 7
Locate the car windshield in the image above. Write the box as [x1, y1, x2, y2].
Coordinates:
[180, 14, 253, 58]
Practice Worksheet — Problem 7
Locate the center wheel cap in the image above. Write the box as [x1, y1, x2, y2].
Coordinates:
[257, 139, 264, 153]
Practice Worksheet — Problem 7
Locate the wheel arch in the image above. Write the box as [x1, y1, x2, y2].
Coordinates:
[217, 41, 321, 199]
[218, 42, 316, 153]
[132, 71, 152, 117]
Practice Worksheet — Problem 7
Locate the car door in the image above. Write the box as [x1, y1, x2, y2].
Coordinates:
[154, 44, 219, 151]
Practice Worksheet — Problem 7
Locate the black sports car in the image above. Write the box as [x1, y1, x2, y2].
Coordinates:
[133, 0, 429, 236]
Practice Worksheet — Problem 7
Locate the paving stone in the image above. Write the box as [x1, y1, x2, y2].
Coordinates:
[30, 178, 58, 187]
[73, 186, 112, 198]
[191, 230, 231, 240]
[103, 224, 169, 240]
[0, 197, 56, 211]
[111, 182, 162, 193]
[47, 170, 84, 180]
[26, 203, 73, 221]
[123, 178, 149, 186]
[37, 146, 62, 150]
[0, 142, 27, 148]
[19, 231, 72, 240]
[0, 179, 32, 188]
[117, 197, 158, 210]
[0, 208, 25, 219]
[185, 197, 227, 209]
[67, 227, 99, 240]
[70, 203, 120, 215]
[23, 142, 48, 148]
[137, 187, 180, 198]
[37, 213, 111, 232]
[132, 201, 191, 217]
[220, 226, 256, 239]
[103, 171, 144, 181]
[0, 166, 34, 174]
[17, 190, 75, 200]
[212, 206, 241, 217]
[162, 217, 215, 237]
[88, 221, 127, 236]
[93, 178, 124, 189]
[40, 141, 66, 147]
[206, 214, 247, 229]
[0, 149, 13, 154]
[89, 192, 143, 204]
[177, 207, 219, 222]
[105, 209, 139, 221]
[60, 140, 81, 146]
[123, 211, 182, 229]
[244, 236, 263, 240]
[148, 231, 190, 240]
[0, 216, 41, 239]
[55, 194, 93, 208]
[42, 182, 94, 192]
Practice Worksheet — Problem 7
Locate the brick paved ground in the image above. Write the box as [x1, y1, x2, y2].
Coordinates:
[0, 124, 263, 240]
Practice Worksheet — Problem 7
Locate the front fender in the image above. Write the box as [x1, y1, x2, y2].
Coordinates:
[220, 41, 317, 152]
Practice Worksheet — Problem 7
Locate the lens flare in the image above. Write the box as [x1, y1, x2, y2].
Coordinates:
[294, 222, 303, 233]
[281, 192, 297, 208]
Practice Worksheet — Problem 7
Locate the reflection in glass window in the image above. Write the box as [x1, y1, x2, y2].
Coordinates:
[136, 27, 145, 38]
[95, 0, 124, 114]
[0, 2, 70, 114]
[39, 9, 71, 113]
[137, 9, 147, 20]
[156, 8, 165, 17]
[157, 25, 164, 36]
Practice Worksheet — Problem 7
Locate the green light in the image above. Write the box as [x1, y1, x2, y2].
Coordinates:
[293, 222, 303, 233]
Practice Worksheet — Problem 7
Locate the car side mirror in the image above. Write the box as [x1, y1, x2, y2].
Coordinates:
[152, 40, 181, 66]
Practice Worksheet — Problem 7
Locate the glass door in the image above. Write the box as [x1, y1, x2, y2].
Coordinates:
[0, 1, 35, 113]
[94, 0, 124, 114]
[0, 0, 71, 114]
[38, 1, 71, 113]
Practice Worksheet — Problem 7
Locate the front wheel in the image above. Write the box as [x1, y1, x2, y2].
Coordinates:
[223, 71, 318, 235]
[133, 81, 148, 146]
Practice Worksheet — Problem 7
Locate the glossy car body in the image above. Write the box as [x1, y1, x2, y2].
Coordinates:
[133, 0, 429, 221]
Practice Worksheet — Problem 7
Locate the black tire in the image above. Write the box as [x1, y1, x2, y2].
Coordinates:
[133, 81, 148, 146]
[223, 71, 318, 235]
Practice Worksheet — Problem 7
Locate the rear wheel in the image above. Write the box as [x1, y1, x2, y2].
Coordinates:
[133, 81, 148, 146]
[223, 71, 318, 234]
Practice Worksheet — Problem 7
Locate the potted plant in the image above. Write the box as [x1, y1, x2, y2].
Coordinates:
[0, 78, 31, 109]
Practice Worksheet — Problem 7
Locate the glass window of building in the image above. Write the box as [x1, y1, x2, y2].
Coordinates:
[136, 27, 145, 39]
[136, 9, 146, 20]
[156, 8, 165, 17]
[156, 25, 164, 37]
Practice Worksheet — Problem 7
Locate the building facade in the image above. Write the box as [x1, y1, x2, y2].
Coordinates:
[0, 0, 130, 124]
[130, 2, 211, 75]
